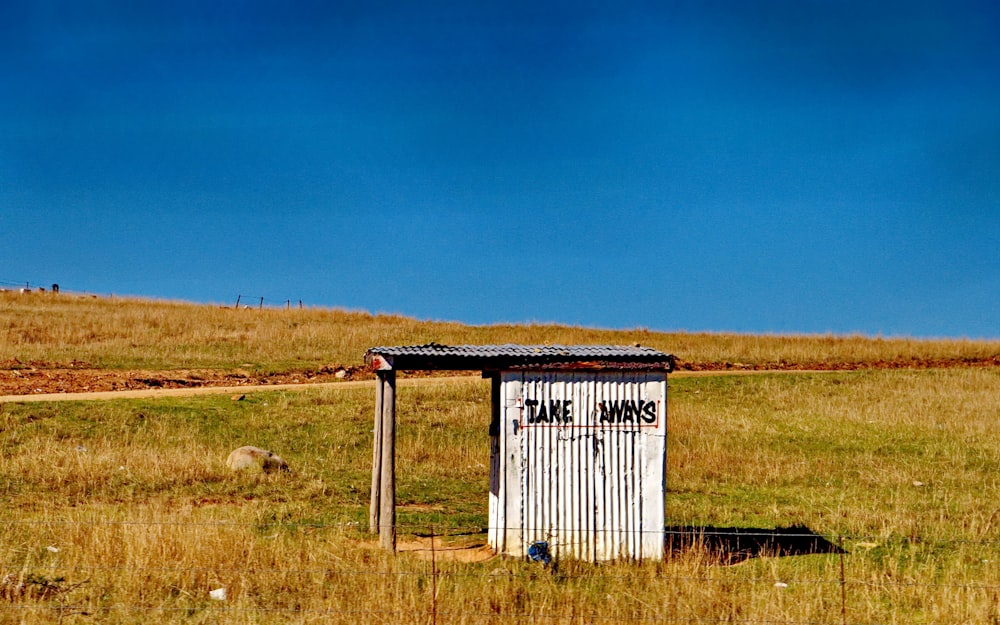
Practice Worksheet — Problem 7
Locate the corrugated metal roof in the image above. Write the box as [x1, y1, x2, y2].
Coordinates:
[364, 344, 675, 371]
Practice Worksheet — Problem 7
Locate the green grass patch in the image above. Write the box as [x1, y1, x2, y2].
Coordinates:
[4, 369, 1000, 623]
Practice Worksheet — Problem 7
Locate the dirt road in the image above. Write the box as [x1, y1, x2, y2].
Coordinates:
[0, 375, 481, 403]
[0, 368, 927, 404]
[1, 355, 996, 403]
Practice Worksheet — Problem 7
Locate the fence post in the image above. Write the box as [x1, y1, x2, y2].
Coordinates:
[235, 295, 241, 309]
[378, 371, 397, 552]
[258, 297, 264, 311]
[369, 378, 384, 533]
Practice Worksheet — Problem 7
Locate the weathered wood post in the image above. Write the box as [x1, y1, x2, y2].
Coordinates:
[369, 374, 384, 533]
[378, 370, 397, 551]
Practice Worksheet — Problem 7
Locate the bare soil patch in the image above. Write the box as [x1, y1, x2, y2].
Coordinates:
[0, 360, 368, 396]
[0, 356, 996, 400]
[396, 536, 496, 563]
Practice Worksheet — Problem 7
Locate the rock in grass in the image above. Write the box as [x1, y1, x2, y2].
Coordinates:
[226, 446, 289, 473]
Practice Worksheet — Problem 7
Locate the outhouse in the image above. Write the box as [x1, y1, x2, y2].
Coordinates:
[364, 344, 675, 562]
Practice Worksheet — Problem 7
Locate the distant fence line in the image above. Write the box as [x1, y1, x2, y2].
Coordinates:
[233, 294, 305, 310]
[0, 279, 59, 294]
[0, 280, 308, 310]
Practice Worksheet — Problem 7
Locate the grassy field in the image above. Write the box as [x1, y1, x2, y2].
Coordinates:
[2, 293, 1000, 623]
[3, 369, 1000, 623]
[2, 292, 998, 371]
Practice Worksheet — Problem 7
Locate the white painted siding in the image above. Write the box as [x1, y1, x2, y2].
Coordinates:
[489, 370, 667, 561]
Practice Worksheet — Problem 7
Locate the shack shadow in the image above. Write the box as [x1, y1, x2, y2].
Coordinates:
[665, 525, 844, 564]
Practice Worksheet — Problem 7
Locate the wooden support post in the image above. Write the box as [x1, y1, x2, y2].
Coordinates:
[487, 372, 501, 552]
[369, 374, 385, 533]
[378, 370, 397, 551]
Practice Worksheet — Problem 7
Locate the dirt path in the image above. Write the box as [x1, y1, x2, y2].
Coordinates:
[1, 356, 996, 403]
[0, 369, 854, 403]
[0, 375, 481, 403]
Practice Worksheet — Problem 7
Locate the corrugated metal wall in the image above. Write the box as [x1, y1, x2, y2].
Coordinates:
[489, 370, 666, 561]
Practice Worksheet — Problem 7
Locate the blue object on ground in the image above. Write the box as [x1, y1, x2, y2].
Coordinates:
[528, 541, 552, 564]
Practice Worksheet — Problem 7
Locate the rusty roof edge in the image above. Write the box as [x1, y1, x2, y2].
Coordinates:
[363, 344, 675, 372]
[365, 343, 670, 354]
[500, 359, 675, 373]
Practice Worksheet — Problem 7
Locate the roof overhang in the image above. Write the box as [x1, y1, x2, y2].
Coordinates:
[364, 344, 675, 373]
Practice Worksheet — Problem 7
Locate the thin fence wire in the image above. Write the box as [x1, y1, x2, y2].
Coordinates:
[7, 562, 998, 592]
[5, 563, 998, 592]
[0, 279, 52, 292]
[4, 517, 999, 624]
[5, 520, 1000, 586]
[0, 604, 857, 625]
[232, 294, 306, 310]
[7, 517, 997, 547]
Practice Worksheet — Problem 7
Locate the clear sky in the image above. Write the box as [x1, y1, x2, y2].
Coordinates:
[2, 1, 998, 338]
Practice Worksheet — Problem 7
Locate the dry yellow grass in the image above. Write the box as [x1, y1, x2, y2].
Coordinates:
[2, 370, 1000, 623]
[3, 293, 1000, 623]
[2, 291, 997, 372]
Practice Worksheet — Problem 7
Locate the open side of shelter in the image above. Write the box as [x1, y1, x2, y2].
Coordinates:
[364, 344, 675, 562]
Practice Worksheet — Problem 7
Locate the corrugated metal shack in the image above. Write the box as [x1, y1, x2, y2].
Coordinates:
[364, 344, 675, 562]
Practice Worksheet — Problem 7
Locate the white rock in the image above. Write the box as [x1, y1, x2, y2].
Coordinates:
[226, 446, 289, 473]
[209, 588, 227, 601]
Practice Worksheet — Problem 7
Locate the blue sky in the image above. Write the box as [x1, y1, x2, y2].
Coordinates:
[2, 1, 998, 338]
